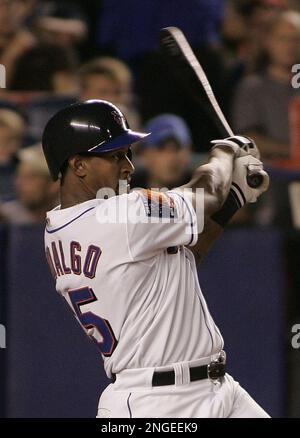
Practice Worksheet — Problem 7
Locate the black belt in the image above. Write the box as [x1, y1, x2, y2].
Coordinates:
[152, 353, 226, 387]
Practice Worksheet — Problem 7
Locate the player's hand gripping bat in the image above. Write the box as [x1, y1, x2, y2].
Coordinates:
[159, 26, 264, 189]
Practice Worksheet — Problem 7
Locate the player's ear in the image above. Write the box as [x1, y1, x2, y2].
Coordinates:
[68, 155, 87, 178]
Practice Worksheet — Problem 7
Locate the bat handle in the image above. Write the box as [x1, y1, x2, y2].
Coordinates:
[246, 172, 264, 189]
[225, 130, 265, 189]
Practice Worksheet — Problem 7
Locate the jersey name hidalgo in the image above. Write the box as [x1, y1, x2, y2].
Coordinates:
[44, 189, 223, 377]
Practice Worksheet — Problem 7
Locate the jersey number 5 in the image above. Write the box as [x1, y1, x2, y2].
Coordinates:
[68, 287, 117, 357]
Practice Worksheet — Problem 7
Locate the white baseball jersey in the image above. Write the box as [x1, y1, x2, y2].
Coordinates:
[44, 189, 223, 378]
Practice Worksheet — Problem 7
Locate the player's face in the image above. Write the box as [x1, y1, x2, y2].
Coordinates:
[82, 146, 135, 195]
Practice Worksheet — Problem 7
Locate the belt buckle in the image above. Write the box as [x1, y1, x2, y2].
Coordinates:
[207, 351, 226, 384]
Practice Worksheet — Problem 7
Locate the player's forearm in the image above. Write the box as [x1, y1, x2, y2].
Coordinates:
[207, 148, 235, 198]
[182, 148, 235, 217]
[189, 152, 270, 266]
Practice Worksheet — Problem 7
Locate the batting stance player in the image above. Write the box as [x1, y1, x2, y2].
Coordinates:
[42, 100, 270, 418]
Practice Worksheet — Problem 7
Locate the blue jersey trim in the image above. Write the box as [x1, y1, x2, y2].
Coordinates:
[46, 207, 95, 234]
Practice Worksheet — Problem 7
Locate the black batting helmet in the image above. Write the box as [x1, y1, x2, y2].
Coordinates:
[42, 99, 149, 181]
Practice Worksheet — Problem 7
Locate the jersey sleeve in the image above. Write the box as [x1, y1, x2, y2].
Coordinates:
[125, 189, 199, 260]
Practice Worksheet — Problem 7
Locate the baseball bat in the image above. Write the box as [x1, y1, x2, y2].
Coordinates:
[159, 26, 263, 189]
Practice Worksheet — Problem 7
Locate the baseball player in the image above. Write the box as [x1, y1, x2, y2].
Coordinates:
[42, 99, 270, 418]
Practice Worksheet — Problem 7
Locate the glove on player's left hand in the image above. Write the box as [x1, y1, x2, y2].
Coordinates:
[231, 155, 269, 205]
[211, 135, 260, 159]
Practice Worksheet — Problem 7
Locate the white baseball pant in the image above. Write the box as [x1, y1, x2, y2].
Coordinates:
[97, 355, 270, 418]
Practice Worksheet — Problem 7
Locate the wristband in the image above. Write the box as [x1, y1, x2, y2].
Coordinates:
[211, 187, 243, 228]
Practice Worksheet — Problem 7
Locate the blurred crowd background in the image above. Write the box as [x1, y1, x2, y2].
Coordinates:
[0, 0, 300, 226]
[0, 0, 300, 418]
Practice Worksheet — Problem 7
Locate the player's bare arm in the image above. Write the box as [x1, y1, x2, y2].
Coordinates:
[185, 136, 270, 265]
[177, 144, 235, 267]
[178, 146, 235, 266]
[180, 147, 235, 220]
